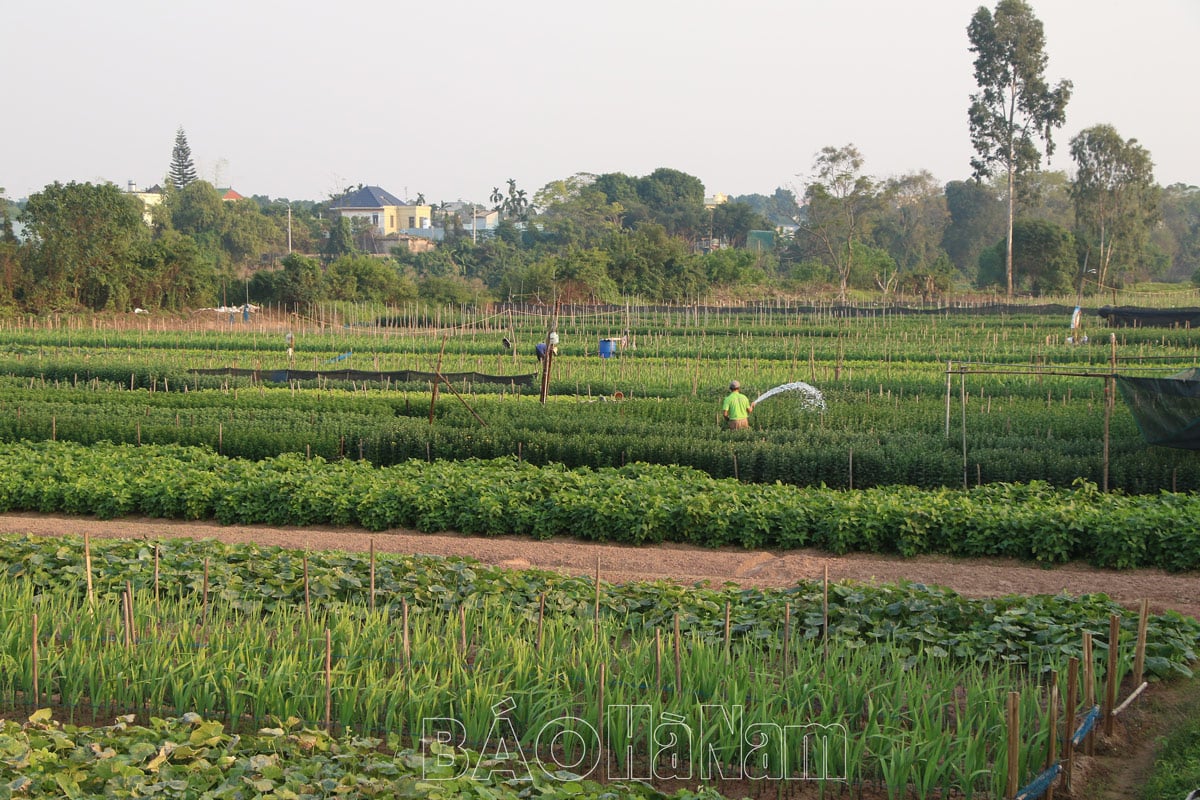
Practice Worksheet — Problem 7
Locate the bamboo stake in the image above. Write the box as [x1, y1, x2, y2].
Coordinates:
[125, 580, 135, 646]
[782, 604, 791, 678]
[723, 601, 731, 659]
[594, 556, 601, 637]
[201, 557, 210, 628]
[369, 539, 376, 613]
[1132, 599, 1149, 688]
[536, 593, 545, 652]
[822, 565, 830, 662]
[1064, 657, 1078, 792]
[123, 589, 132, 649]
[325, 628, 333, 733]
[1104, 614, 1120, 736]
[303, 553, 310, 620]
[83, 532, 94, 609]
[1083, 632, 1096, 755]
[655, 628, 662, 698]
[1006, 691, 1020, 799]
[31, 612, 38, 707]
[597, 662, 605, 756]
[429, 335, 447, 425]
[1045, 671, 1059, 800]
[402, 598, 410, 665]
[673, 613, 682, 699]
[459, 606, 467, 655]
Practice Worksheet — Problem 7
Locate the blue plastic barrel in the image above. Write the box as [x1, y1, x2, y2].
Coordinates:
[599, 338, 615, 358]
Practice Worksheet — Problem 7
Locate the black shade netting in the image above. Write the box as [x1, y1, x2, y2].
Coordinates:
[1117, 368, 1200, 449]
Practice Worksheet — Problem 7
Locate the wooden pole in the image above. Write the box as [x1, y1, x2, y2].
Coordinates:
[125, 580, 135, 646]
[539, 300, 560, 405]
[201, 557, 210, 627]
[31, 612, 38, 707]
[1104, 613, 1120, 736]
[459, 605, 467, 655]
[655, 628, 662, 698]
[1064, 657, 1078, 792]
[303, 553, 310, 620]
[594, 556, 601, 637]
[822, 565, 830, 662]
[673, 613, 682, 699]
[945, 360, 952, 437]
[1132, 599, 1149, 688]
[1006, 691, 1020, 799]
[723, 601, 731, 659]
[536, 593, 545, 652]
[324, 628, 333, 733]
[84, 532, 94, 609]
[961, 369, 968, 490]
[402, 598, 410, 665]
[1083, 632, 1096, 755]
[782, 604, 791, 678]
[1104, 334, 1117, 492]
[1045, 671, 1059, 800]
[429, 335, 447, 425]
[597, 662, 605, 756]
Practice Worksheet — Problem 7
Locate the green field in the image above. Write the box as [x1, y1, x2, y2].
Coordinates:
[0, 303, 1197, 798]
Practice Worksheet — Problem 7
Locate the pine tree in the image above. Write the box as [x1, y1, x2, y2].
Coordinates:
[168, 127, 198, 190]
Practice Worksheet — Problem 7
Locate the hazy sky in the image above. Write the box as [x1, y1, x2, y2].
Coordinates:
[4, 0, 1197, 204]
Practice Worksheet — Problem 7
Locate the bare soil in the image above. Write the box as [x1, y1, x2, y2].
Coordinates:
[2, 511, 1197, 799]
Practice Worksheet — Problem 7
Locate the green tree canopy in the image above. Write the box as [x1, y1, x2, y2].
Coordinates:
[967, 0, 1072, 297]
[942, 179, 1005, 279]
[872, 170, 950, 281]
[977, 218, 1076, 295]
[19, 181, 149, 310]
[1070, 124, 1159, 289]
[798, 144, 881, 300]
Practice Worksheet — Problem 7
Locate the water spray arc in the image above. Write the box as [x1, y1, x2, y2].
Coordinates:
[754, 381, 827, 411]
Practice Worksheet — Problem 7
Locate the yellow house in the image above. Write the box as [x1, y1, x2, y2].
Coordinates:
[329, 186, 432, 236]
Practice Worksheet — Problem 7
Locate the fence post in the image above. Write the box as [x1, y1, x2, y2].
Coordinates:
[1083, 632, 1096, 755]
[1045, 670, 1059, 800]
[1064, 657, 1079, 792]
[1104, 614, 1120, 736]
[1006, 691, 1020, 799]
[1132, 599, 1149, 688]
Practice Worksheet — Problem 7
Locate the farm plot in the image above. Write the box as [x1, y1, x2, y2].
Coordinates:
[1, 535, 1196, 799]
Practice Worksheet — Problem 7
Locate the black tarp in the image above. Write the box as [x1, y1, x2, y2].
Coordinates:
[1117, 368, 1200, 449]
[189, 368, 537, 387]
[1098, 306, 1200, 328]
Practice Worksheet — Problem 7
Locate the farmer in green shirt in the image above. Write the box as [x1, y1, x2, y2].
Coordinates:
[722, 380, 753, 430]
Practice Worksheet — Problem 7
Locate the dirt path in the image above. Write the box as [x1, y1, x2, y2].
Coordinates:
[2, 512, 1197, 620]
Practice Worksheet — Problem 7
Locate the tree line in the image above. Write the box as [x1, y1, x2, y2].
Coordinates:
[2, 1, 1198, 313]
[2, 155, 1196, 314]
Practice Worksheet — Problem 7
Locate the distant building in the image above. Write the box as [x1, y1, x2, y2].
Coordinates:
[329, 185, 432, 237]
[704, 192, 729, 210]
[125, 181, 164, 225]
[218, 188, 245, 202]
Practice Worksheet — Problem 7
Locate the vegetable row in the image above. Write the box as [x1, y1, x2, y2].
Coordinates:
[3, 440, 1200, 571]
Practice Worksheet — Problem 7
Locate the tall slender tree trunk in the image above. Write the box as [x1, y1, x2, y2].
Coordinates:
[1006, 146, 1016, 299]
